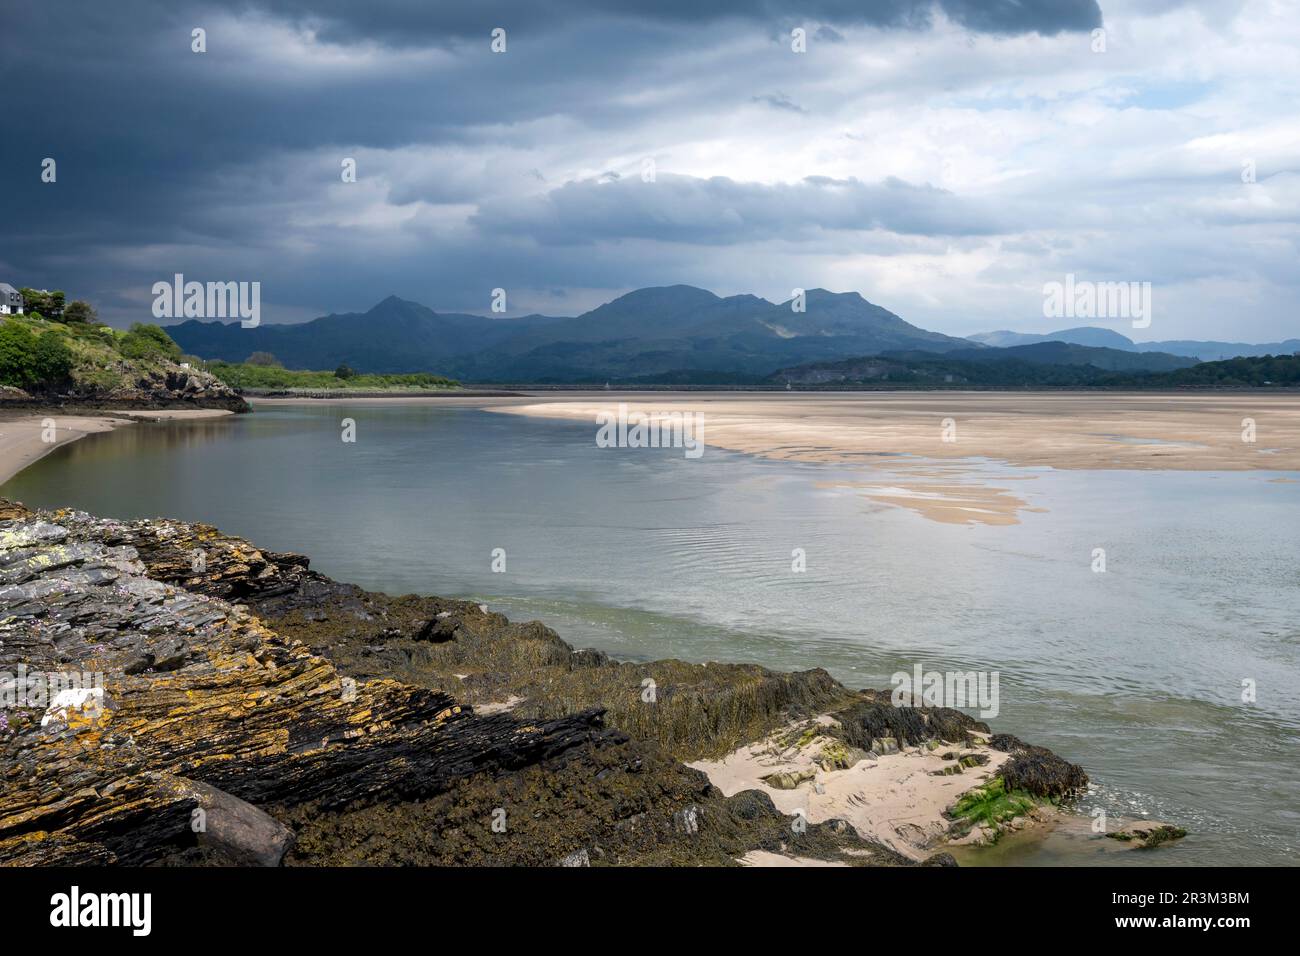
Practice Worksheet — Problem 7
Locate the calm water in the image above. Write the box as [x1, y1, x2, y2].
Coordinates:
[6, 402, 1298, 866]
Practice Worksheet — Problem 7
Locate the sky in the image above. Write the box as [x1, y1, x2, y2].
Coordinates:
[1, 0, 1297, 342]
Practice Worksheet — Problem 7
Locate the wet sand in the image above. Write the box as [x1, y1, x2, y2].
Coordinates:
[490, 392, 1300, 472]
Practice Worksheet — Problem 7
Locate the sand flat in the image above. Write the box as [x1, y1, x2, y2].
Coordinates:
[490, 392, 1300, 472]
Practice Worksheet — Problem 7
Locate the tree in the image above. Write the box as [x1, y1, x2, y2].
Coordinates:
[63, 300, 97, 324]
[245, 351, 282, 367]
[17, 288, 66, 321]
[334, 364, 356, 379]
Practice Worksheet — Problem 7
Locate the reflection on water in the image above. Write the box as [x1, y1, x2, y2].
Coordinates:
[5, 403, 1299, 866]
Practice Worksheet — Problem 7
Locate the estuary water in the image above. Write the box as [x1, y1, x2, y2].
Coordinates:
[6, 400, 1298, 866]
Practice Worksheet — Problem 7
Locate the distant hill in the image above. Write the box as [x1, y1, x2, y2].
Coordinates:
[968, 327, 1139, 351]
[1135, 338, 1300, 361]
[775, 342, 1197, 387]
[169, 286, 977, 383]
[165, 296, 568, 374]
[968, 327, 1300, 362]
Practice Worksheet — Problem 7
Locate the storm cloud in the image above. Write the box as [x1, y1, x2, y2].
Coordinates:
[2, 0, 1298, 341]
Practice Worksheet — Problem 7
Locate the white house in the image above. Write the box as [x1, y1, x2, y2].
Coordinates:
[0, 283, 23, 315]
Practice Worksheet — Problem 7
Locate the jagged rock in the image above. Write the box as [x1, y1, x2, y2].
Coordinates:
[559, 848, 590, 867]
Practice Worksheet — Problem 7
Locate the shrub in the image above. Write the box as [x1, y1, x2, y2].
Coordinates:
[334, 364, 356, 379]
[0, 322, 39, 389]
[31, 331, 74, 384]
[245, 351, 282, 367]
[0, 323, 73, 390]
[119, 323, 183, 361]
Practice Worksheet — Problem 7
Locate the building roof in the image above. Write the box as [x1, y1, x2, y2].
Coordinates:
[0, 283, 19, 295]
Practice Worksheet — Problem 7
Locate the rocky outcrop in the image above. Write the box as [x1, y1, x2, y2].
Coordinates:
[0, 500, 907, 866]
[0, 360, 248, 412]
[90, 365, 248, 411]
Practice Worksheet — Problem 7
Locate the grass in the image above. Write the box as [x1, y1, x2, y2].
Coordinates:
[206, 362, 459, 391]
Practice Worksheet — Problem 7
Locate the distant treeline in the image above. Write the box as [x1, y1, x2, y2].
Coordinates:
[771, 352, 1300, 389]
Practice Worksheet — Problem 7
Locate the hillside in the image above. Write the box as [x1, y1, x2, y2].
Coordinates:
[0, 313, 245, 409]
[968, 327, 1300, 361]
[940, 342, 1196, 372]
[168, 287, 977, 383]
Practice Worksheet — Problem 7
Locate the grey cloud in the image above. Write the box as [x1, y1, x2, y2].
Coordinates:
[474, 173, 1008, 245]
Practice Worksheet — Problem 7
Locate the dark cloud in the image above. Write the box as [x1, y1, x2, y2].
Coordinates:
[229, 0, 1103, 44]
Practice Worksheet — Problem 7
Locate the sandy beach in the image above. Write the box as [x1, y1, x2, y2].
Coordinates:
[0, 409, 234, 484]
[689, 718, 1015, 862]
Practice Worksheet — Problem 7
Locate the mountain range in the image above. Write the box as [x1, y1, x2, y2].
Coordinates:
[168, 287, 979, 383]
[967, 327, 1300, 361]
[166, 286, 1287, 383]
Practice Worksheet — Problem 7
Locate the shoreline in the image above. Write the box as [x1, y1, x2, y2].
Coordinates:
[247, 390, 1300, 472]
[0, 409, 235, 485]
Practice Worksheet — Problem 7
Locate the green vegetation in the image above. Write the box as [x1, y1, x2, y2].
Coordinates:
[950, 777, 1040, 834]
[19, 288, 66, 321]
[0, 310, 189, 395]
[61, 299, 96, 324]
[119, 322, 184, 361]
[206, 361, 458, 391]
[0, 322, 75, 390]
